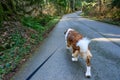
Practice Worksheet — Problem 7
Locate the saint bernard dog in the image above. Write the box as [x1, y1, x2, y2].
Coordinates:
[64, 28, 92, 78]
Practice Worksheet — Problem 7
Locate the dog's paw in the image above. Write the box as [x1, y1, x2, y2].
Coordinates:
[85, 73, 91, 78]
[72, 54, 74, 57]
[85, 66, 91, 78]
[72, 58, 78, 61]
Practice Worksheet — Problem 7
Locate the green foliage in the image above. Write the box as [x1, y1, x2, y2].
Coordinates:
[11, 32, 26, 47]
[81, 0, 120, 25]
[21, 15, 56, 32]
[21, 16, 45, 32]
[82, 1, 96, 16]
[112, 0, 120, 8]
[56, 0, 67, 7]
[0, 30, 27, 79]
[0, 4, 3, 23]
[28, 0, 44, 4]
[38, 15, 55, 26]
[0, 15, 60, 79]
[0, 0, 79, 23]
[111, 8, 120, 19]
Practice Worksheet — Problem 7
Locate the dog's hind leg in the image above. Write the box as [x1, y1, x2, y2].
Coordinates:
[85, 50, 92, 78]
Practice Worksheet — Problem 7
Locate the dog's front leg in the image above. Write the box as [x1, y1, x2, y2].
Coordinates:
[65, 41, 71, 49]
[72, 50, 79, 61]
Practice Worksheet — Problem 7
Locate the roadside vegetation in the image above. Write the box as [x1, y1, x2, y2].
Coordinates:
[0, 15, 60, 80]
[0, 0, 120, 80]
[0, 1, 61, 79]
[81, 0, 120, 26]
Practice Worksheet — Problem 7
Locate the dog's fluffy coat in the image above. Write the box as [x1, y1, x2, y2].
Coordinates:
[64, 28, 92, 78]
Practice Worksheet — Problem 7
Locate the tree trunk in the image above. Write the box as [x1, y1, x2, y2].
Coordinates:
[70, 0, 75, 12]
[98, 0, 102, 13]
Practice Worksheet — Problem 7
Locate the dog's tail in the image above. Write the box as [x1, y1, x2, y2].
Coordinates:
[76, 37, 91, 52]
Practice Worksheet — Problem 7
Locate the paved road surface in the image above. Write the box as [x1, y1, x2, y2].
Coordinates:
[13, 12, 120, 80]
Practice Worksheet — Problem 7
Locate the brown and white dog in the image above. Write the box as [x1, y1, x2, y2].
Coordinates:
[64, 28, 92, 78]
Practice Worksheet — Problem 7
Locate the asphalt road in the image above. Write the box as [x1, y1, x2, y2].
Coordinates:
[13, 11, 120, 80]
